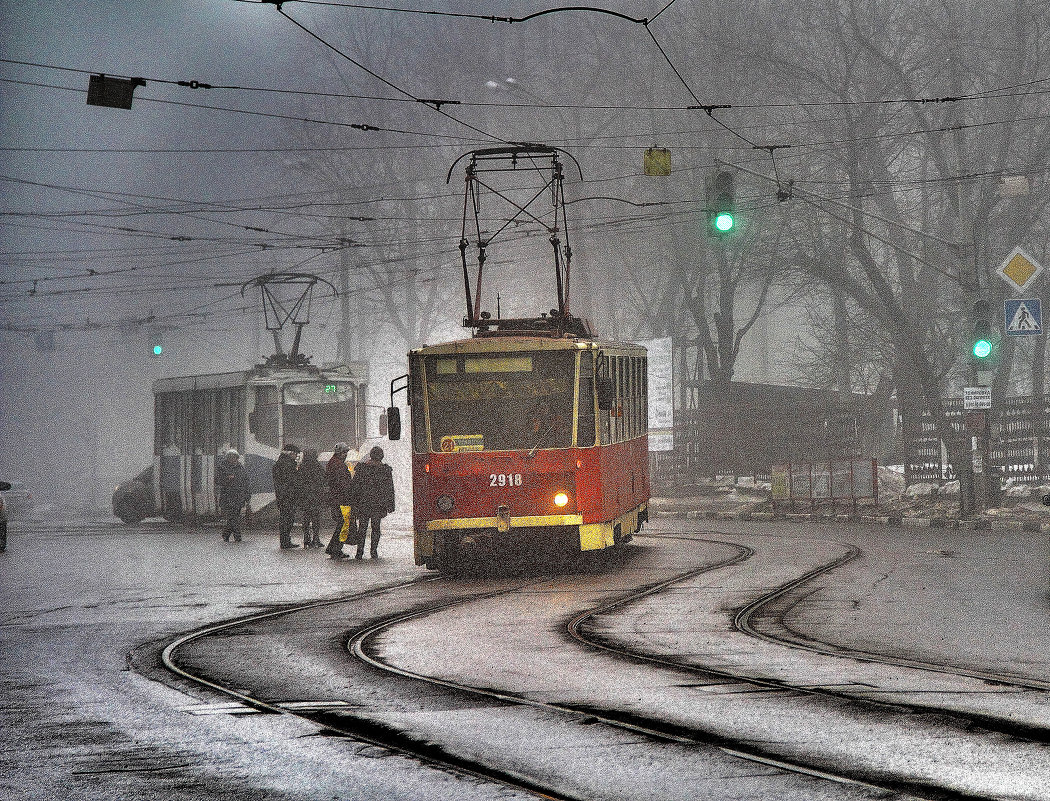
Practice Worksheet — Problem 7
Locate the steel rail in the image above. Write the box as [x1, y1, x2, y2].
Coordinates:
[734, 547, 1050, 693]
[348, 539, 909, 795]
[561, 534, 1050, 799]
[570, 532, 1050, 748]
[160, 575, 573, 801]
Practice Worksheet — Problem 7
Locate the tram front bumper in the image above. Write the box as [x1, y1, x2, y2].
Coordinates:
[414, 509, 644, 566]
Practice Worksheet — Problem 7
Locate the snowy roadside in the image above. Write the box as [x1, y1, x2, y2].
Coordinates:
[651, 466, 1050, 532]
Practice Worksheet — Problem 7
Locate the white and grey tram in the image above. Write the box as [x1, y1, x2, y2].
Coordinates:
[113, 362, 368, 522]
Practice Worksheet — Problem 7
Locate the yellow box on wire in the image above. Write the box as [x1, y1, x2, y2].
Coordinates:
[644, 147, 671, 176]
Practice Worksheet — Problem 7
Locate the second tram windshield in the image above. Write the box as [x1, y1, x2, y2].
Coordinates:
[424, 351, 578, 452]
[281, 381, 358, 452]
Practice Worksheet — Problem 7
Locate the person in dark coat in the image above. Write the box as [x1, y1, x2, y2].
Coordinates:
[324, 442, 357, 560]
[354, 445, 395, 559]
[296, 448, 326, 548]
[273, 443, 301, 549]
[216, 449, 250, 542]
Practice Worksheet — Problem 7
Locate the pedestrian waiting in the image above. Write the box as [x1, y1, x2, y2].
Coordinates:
[273, 443, 301, 549]
[216, 448, 250, 542]
[353, 445, 395, 559]
[297, 448, 326, 548]
[324, 442, 358, 560]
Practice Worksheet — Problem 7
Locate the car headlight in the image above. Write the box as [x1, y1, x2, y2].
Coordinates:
[553, 492, 569, 508]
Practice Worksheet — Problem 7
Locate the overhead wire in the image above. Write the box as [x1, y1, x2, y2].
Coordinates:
[5, 6, 1047, 330]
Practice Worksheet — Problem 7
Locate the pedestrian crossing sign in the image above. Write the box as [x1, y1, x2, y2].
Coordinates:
[1004, 298, 1042, 336]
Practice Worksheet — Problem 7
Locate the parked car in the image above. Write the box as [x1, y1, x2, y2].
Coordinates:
[113, 466, 156, 524]
[0, 481, 10, 552]
[0, 481, 32, 516]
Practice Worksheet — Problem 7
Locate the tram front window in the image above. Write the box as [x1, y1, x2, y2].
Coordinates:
[424, 352, 576, 452]
[282, 382, 358, 452]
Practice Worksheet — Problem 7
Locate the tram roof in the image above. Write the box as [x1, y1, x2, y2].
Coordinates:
[153, 361, 367, 393]
[410, 335, 646, 357]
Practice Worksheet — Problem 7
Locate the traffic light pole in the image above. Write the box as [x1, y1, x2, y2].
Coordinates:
[966, 218, 996, 514]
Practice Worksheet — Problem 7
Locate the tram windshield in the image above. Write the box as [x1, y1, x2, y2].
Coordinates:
[281, 381, 358, 452]
[423, 351, 577, 452]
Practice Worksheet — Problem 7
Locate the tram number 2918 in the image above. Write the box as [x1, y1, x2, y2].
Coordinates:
[490, 473, 523, 487]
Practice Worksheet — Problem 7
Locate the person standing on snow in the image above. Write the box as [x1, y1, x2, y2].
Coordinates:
[296, 448, 326, 548]
[216, 449, 250, 542]
[273, 443, 301, 549]
[324, 443, 357, 560]
[353, 445, 395, 559]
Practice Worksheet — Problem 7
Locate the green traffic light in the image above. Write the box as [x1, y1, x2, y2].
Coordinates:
[972, 338, 992, 359]
[153, 344, 163, 356]
[714, 212, 735, 232]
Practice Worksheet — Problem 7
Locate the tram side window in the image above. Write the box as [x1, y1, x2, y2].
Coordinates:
[192, 390, 213, 453]
[577, 352, 596, 448]
[640, 358, 648, 439]
[604, 359, 613, 451]
[631, 356, 640, 438]
[626, 356, 635, 439]
[155, 393, 175, 454]
[626, 357, 634, 439]
[219, 388, 246, 453]
[617, 356, 627, 442]
[249, 386, 280, 449]
[624, 357, 632, 439]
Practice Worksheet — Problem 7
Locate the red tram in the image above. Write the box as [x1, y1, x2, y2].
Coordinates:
[392, 318, 647, 571]
[388, 144, 648, 571]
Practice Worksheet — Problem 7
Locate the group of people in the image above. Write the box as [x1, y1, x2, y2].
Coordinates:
[215, 442, 396, 560]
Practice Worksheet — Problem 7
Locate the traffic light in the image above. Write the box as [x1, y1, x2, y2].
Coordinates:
[707, 170, 736, 236]
[149, 330, 164, 357]
[969, 300, 999, 367]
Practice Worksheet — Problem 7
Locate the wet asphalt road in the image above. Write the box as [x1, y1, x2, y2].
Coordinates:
[2, 514, 1049, 800]
[0, 516, 526, 801]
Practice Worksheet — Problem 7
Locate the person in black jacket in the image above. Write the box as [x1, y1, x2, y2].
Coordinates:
[273, 443, 301, 549]
[216, 449, 250, 542]
[353, 445, 395, 559]
[324, 443, 357, 560]
[297, 448, 326, 548]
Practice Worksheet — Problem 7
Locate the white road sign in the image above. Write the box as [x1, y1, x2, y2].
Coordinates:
[1005, 298, 1042, 335]
[963, 386, 992, 410]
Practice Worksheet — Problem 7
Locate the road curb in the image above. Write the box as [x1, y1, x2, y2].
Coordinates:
[651, 507, 1050, 533]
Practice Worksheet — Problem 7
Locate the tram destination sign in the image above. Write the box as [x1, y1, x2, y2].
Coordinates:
[963, 386, 992, 410]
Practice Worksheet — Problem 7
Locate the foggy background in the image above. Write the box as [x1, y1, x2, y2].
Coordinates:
[3, 1, 1046, 509]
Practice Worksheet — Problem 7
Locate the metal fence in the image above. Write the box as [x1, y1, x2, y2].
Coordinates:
[905, 395, 1050, 483]
[653, 381, 879, 487]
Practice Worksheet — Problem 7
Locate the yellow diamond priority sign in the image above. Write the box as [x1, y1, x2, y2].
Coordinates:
[997, 246, 1043, 292]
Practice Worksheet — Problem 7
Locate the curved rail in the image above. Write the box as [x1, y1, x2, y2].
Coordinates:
[571, 533, 1050, 745]
[734, 545, 1050, 693]
[161, 576, 573, 801]
[349, 538, 903, 794]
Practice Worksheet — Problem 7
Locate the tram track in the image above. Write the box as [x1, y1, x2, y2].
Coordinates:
[348, 539, 972, 801]
[728, 536, 1050, 744]
[160, 541, 900, 799]
[734, 545, 1050, 693]
[158, 532, 1040, 800]
[570, 532, 1050, 746]
[161, 575, 575, 801]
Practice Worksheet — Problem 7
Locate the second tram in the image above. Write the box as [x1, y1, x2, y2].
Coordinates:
[113, 361, 368, 522]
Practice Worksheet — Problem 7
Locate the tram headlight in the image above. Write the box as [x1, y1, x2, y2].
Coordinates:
[553, 492, 570, 508]
[436, 495, 454, 512]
